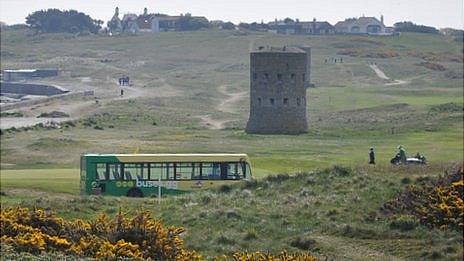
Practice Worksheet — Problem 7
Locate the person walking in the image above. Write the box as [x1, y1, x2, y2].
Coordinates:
[120, 88, 124, 96]
[369, 147, 375, 165]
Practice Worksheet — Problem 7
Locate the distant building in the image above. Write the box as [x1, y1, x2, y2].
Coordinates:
[268, 20, 299, 34]
[122, 13, 139, 34]
[152, 16, 183, 32]
[108, 7, 209, 34]
[268, 18, 334, 35]
[300, 19, 335, 34]
[334, 15, 392, 35]
[108, 7, 123, 35]
[137, 8, 155, 32]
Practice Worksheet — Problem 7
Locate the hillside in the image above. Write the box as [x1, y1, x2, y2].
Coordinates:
[0, 28, 462, 174]
[0, 28, 463, 260]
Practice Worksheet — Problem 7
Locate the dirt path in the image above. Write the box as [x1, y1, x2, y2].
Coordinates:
[369, 64, 409, 86]
[198, 85, 247, 130]
[217, 85, 247, 114]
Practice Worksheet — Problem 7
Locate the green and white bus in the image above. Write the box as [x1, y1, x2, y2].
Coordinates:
[80, 154, 252, 197]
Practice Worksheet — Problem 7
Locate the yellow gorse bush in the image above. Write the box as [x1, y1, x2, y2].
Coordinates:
[416, 176, 464, 230]
[383, 166, 464, 230]
[0, 207, 202, 260]
[1, 207, 316, 260]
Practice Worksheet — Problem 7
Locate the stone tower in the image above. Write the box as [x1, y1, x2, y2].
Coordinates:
[246, 46, 309, 134]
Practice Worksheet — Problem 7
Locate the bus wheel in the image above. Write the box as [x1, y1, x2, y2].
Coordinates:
[127, 188, 144, 198]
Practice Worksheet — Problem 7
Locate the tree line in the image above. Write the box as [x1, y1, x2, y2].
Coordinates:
[25, 9, 103, 34]
[16, 8, 451, 36]
[393, 21, 439, 34]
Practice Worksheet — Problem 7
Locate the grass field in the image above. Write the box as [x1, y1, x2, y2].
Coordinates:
[1, 28, 463, 259]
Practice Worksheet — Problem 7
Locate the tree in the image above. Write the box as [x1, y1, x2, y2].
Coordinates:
[222, 22, 235, 30]
[177, 15, 209, 31]
[239, 22, 250, 29]
[25, 9, 101, 34]
[283, 17, 294, 24]
[394, 21, 438, 34]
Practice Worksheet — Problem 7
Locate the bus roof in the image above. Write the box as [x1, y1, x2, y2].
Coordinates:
[83, 153, 251, 163]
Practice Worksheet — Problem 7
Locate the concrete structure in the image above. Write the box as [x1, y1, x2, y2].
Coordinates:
[0, 82, 68, 96]
[246, 46, 309, 134]
[334, 16, 392, 35]
[1, 69, 58, 82]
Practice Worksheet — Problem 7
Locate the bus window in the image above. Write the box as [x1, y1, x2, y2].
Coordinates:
[150, 163, 163, 180]
[108, 164, 121, 180]
[244, 163, 252, 179]
[124, 163, 144, 180]
[141, 163, 149, 180]
[166, 163, 175, 180]
[192, 163, 201, 180]
[202, 163, 220, 180]
[96, 163, 107, 180]
[177, 163, 193, 180]
[224, 163, 243, 180]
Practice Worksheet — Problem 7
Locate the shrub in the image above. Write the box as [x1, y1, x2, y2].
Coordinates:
[0, 111, 24, 117]
[330, 165, 351, 176]
[0, 207, 202, 260]
[231, 251, 315, 260]
[389, 214, 419, 231]
[382, 166, 464, 230]
[401, 177, 411, 184]
[290, 236, 316, 250]
[216, 234, 236, 245]
[243, 228, 258, 240]
[37, 111, 70, 118]
[417, 62, 446, 71]
[429, 103, 463, 113]
[218, 184, 232, 193]
[341, 225, 379, 239]
[241, 179, 258, 189]
[265, 173, 290, 183]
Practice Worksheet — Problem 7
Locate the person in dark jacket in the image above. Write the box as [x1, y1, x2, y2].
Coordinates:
[398, 145, 407, 163]
[369, 147, 375, 165]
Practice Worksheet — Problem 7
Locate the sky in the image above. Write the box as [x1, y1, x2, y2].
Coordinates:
[0, 0, 463, 29]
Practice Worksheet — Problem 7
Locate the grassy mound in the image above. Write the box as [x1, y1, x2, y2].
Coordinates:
[381, 166, 463, 230]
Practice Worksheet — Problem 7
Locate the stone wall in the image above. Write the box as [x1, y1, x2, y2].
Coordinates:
[246, 47, 309, 134]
